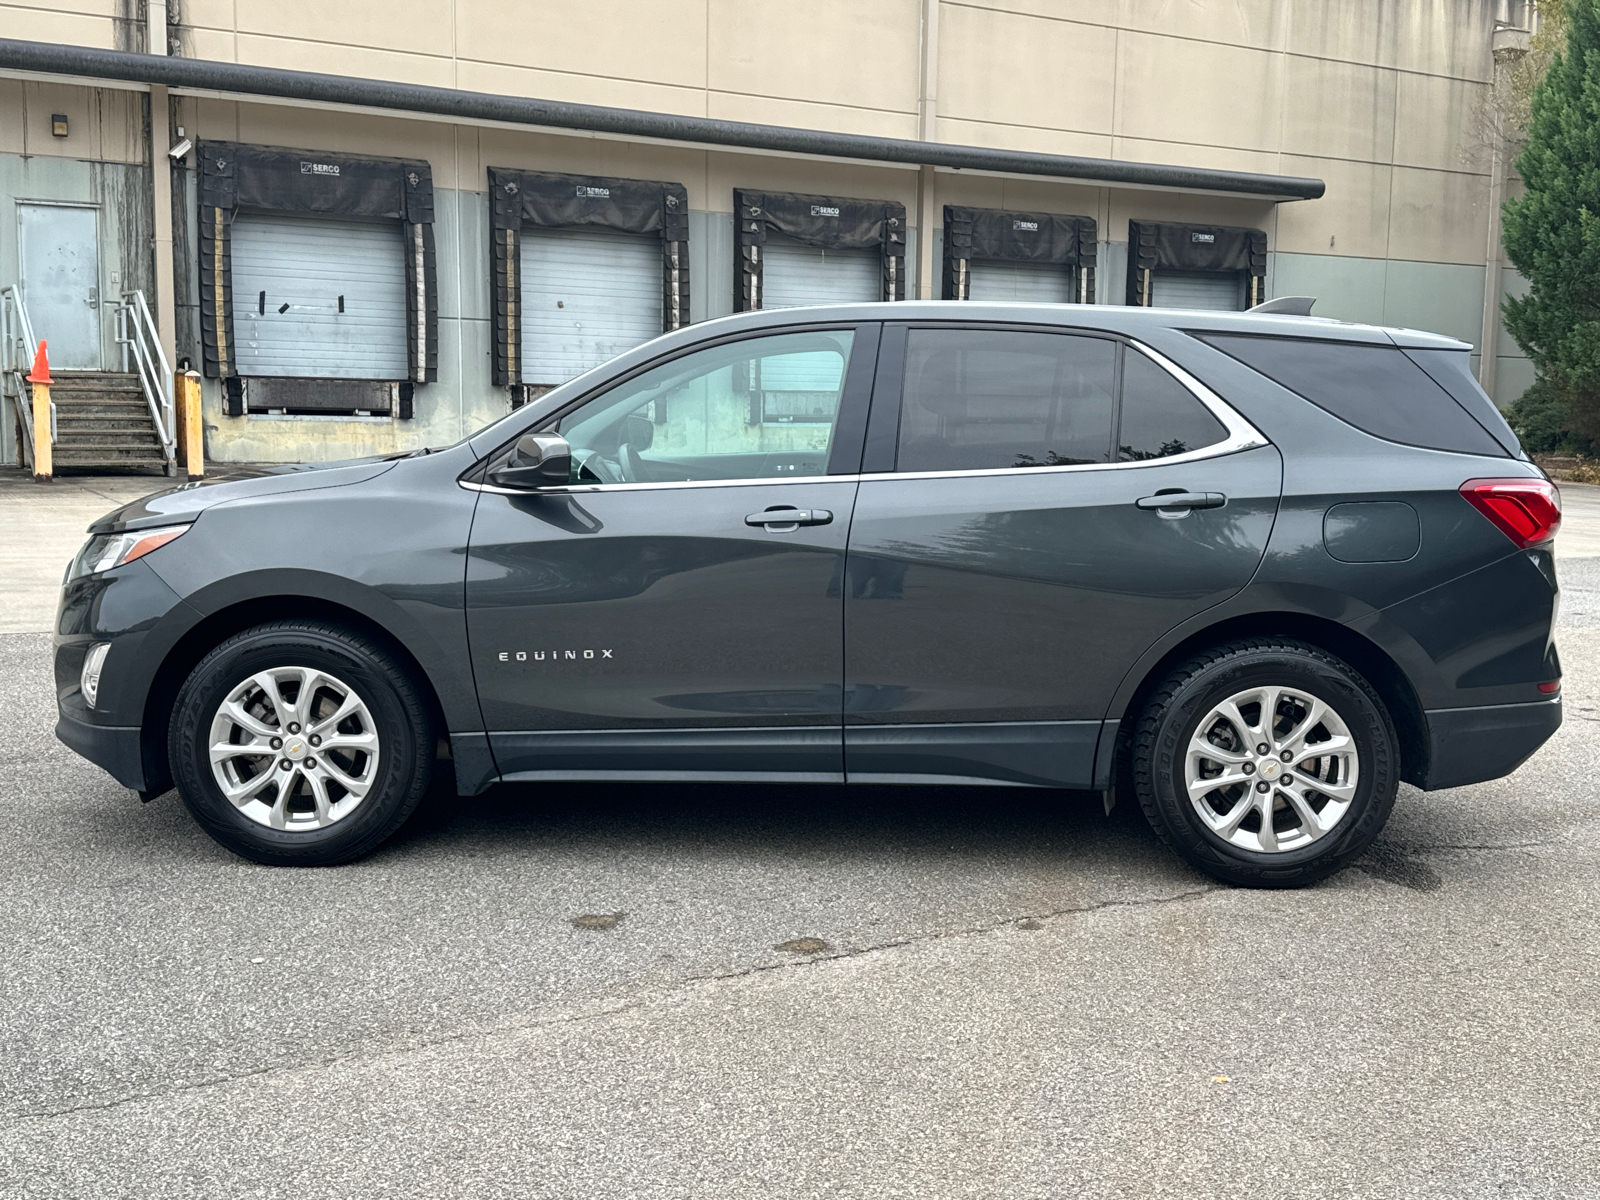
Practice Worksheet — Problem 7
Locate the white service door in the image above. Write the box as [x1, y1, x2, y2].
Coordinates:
[1150, 269, 1243, 311]
[19, 204, 101, 370]
[967, 258, 1075, 304]
[520, 226, 662, 386]
[761, 232, 880, 309]
[231, 212, 409, 379]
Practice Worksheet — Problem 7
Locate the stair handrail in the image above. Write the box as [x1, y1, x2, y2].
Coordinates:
[1, 283, 47, 472]
[113, 289, 176, 469]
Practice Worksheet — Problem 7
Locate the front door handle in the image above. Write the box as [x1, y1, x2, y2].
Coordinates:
[1136, 491, 1225, 511]
[745, 507, 833, 528]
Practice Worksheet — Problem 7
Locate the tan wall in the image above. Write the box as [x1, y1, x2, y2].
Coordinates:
[5, 0, 1500, 265]
[2, 1, 1518, 460]
[0, 79, 147, 164]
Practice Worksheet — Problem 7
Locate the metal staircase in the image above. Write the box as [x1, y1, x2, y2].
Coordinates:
[3, 285, 176, 475]
[49, 371, 170, 470]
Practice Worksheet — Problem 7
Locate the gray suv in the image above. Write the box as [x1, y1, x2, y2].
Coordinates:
[54, 303, 1563, 886]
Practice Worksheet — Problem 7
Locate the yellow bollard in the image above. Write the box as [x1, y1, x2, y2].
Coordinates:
[175, 369, 204, 480]
[26, 340, 51, 483]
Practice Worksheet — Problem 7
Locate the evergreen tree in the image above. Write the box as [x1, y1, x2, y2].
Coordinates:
[1501, 0, 1600, 451]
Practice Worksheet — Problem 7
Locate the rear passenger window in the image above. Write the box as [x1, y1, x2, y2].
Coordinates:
[1118, 349, 1227, 461]
[896, 330, 1116, 472]
[1194, 333, 1507, 457]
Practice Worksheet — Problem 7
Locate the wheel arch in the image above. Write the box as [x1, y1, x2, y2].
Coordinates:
[140, 594, 458, 798]
[1110, 611, 1429, 788]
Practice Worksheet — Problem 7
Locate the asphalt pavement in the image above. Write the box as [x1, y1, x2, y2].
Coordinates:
[1, 471, 1596, 1198]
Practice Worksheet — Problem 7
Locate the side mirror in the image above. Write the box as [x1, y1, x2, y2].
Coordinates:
[624, 413, 654, 452]
[488, 433, 572, 490]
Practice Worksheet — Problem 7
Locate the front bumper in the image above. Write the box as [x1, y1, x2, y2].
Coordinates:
[1421, 696, 1563, 790]
[56, 708, 147, 791]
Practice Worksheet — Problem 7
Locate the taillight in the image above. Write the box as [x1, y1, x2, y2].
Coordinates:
[1459, 478, 1562, 548]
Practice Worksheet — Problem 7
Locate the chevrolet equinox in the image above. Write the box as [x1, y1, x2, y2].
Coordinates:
[54, 303, 1564, 886]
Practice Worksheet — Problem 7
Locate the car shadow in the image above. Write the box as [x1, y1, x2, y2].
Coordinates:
[384, 772, 1166, 870]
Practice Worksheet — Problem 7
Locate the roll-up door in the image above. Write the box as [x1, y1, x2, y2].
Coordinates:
[967, 259, 1075, 304]
[231, 212, 409, 379]
[762, 232, 881, 309]
[520, 226, 662, 385]
[1150, 269, 1244, 312]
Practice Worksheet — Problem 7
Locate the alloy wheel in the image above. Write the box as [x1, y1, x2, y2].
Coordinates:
[1185, 684, 1359, 853]
[207, 666, 382, 830]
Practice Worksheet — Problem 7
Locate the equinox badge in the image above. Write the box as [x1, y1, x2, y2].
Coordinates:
[498, 649, 614, 662]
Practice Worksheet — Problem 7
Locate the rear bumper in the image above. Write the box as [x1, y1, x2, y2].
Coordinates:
[56, 708, 146, 791]
[1421, 696, 1562, 791]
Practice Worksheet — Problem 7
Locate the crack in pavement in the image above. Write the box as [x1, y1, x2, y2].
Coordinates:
[1402, 840, 1558, 852]
[2, 884, 1221, 1126]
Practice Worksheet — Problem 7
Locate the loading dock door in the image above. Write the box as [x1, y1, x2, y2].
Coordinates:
[966, 259, 1075, 304]
[231, 212, 409, 379]
[1150, 269, 1244, 312]
[762, 232, 880, 309]
[520, 226, 662, 386]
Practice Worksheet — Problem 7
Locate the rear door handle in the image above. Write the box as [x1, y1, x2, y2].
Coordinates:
[745, 508, 833, 527]
[1136, 491, 1225, 511]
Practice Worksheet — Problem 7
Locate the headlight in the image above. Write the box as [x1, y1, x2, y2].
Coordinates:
[69, 524, 190, 581]
[80, 642, 110, 708]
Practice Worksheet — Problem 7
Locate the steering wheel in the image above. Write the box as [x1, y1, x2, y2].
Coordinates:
[617, 442, 647, 484]
[572, 448, 622, 484]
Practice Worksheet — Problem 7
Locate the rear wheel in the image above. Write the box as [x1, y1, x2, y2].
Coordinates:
[1133, 639, 1398, 888]
[169, 621, 433, 865]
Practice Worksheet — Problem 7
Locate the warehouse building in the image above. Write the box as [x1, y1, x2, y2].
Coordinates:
[0, 0, 1538, 467]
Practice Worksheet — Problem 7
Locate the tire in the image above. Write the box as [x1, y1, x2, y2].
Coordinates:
[1132, 638, 1398, 888]
[169, 621, 434, 866]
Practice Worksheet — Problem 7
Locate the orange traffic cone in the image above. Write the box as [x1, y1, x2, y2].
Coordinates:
[25, 339, 51, 384]
[28, 340, 52, 481]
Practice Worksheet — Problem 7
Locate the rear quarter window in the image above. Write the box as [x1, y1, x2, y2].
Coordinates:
[1193, 333, 1508, 457]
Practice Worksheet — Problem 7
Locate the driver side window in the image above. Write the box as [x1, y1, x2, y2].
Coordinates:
[554, 329, 856, 484]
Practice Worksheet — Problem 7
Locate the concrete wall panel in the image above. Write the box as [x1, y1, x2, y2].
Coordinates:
[1114, 0, 1287, 52]
[709, 0, 918, 116]
[231, 34, 456, 89]
[23, 81, 103, 161]
[0, 6, 115, 49]
[947, 0, 1121, 25]
[1380, 258, 1485, 347]
[1387, 166, 1488, 265]
[1494, 354, 1535, 407]
[1392, 73, 1485, 173]
[0, 83, 26, 157]
[1274, 156, 1391, 259]
[184, 26, 239, 62]
[1270, 251, 1389, 327]
[236, 0, 454, 60]
[1287, 0, 1492, 81]
[938, 5, 1116, 136]
[1114, 32, 1284, 153]
[1281, 56, 1396, 163]
[459, 0, 709, 92]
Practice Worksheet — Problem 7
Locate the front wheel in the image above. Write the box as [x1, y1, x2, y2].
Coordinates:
[169, 621, 434, 865]
[1132, 638, 1399, 888]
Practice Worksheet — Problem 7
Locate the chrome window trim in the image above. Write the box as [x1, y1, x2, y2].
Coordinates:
[460, 335, 1270, 497]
